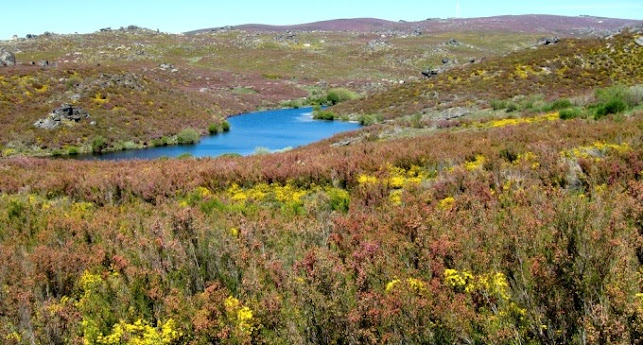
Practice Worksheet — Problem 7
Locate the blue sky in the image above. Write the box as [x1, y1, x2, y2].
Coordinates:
[1, 0, 642, 39]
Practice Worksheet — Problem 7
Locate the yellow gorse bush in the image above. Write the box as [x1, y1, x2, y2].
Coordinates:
[474, 112, 559, 129]
[514, 151, 540, 169]
[438, 196, 456, 210]
[224, 296, 257, 334]
[225, 182, 307, 205]
[358, 165, 432, 206]
[357, 174, 378, 185]
[444, 269, 512, 301]
[444, 269, 475, 293]
[385, 278, 427, 294]
[97, 319, 181, 345]
[561, 141, 631, 160]
[386, 165, 426, 188]
[465, 155, 486, 171]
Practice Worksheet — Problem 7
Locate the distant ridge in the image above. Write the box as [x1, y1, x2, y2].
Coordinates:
[186, 14, 642, 35]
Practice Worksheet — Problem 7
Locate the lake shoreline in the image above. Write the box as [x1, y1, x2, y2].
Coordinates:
[59, 107, 361, 161]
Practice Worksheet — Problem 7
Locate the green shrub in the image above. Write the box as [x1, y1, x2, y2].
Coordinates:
[326, 88, 358, 105]
[67, 146, 79, 155]
[91, 136, 108, 153]
[327, 188, 350, 213]
[516, 94, 545, 111]
[177, 153, 193, 159]
[314, 110, 336, 121]
[593, 85, 630, 118]
[177, 128, 201, 145]
[220, 153, 242, 158]
[545, 98, 573, 111]
[559, 107, 583, 120]
[595, 99, 627, 118]
[151, 137, 169, 147]
[490, 99, 508, 110]
[505, 102, 519, 112]
[208, 123, 220, 134]
[221, 121, 230, 132]
[359, 114, 380, 126]
[281, 99, 303, 108]
[123, 141, 138, 150]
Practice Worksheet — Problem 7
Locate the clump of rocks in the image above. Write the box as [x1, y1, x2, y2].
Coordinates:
[34, 104, 90, 130]
[90, 73, 144, 90]
[0, 48, 16, 67]
[537, 37, 560, 46]
[421, 68, 443, 78]
[159, 63, 178, 72]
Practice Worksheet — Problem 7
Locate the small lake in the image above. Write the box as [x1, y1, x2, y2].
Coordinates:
[73, 107, 361, 160]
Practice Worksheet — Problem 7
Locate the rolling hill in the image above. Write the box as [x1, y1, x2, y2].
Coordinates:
[188, 14, 642, 35]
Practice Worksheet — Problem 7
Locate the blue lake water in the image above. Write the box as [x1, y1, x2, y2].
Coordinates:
[73, 107, 361, 160]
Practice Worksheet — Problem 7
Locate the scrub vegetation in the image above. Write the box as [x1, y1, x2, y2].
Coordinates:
[0, 18, 643, 345]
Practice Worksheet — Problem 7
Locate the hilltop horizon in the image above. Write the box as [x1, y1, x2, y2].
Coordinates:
[2, 14, 641, 40]
[1, 0, 642, 39]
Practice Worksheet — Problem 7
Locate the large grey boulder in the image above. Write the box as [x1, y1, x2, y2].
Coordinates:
[34, 104, 90, 130]
[537, 37, 560, 46]
[636, 37, 643, 47]
[0, 48, 16, 67]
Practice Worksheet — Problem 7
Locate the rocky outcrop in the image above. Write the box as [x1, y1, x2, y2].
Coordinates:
[437, 107, 472, 120]
[159, 63, 178, 72]
[90, 73, 144, 91]
[636, 37, 643, 47]
[34, 104, 90, 130]
[0, 48, 16, 67]
[537, 37, 560, 45]
[421, 68, 442, 78]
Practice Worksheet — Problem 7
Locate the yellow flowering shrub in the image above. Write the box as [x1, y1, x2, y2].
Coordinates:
[514, 151, 540, 169]
[385, 279, 401, 292]
[465, 155, 486, 171]
[477, 272, 511, 300]
[475, 112, 559, 129]
[438, 196, 455, 210]
[357, 174, 378, 185]
[93, 92, 109, 105]
[225, 183, 307, 206]
[385, 278, 427, 294]
[223, 183, 351, 213]
[65, 201, 95, 218]
[406, 278, 427, 294]
[389, 190, 403, 205]
[386, 165, 427, 188]
[224, 296, 257, 334]
[444, 269, 475, 293]
[194, 186, 211, 198]
[561, 141, 631, 160]
[97, 319, 181, 345]
[635, 293, 643, 311]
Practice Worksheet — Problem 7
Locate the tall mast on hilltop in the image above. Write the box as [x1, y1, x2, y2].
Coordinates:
[456, 0, 462, 18]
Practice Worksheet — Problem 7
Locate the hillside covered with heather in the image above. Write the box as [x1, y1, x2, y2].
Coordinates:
[0, 14, 643, 345]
